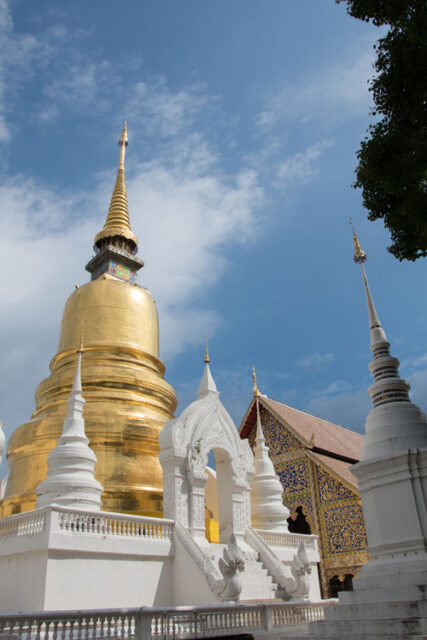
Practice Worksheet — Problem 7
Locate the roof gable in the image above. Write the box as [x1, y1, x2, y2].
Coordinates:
[240, 396, 362, 463]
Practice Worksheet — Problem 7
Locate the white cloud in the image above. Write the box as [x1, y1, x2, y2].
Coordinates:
[41, 60, 119, 119]
[408, 369, 427, 413]
[297, 351, 335, 372]
[305, 387, 370, 433]
[0, 0, 48, 142]
[126, 80, 214, 138]
[401, 351, 427, 371]
[257, 48, 374, 129]
[275, 140, 334, 190]
[126, 157, 263, 358]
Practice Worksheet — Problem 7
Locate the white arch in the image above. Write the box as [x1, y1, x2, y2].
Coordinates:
[159, 362, 253, 541]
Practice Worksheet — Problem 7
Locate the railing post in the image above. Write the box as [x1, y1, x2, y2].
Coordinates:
[262, 605, 273, 633]
[136, 609, 151, 640]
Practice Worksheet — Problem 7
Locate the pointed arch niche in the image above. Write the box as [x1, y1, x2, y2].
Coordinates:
[287, 505, 312, 535]
[159, 366, 254, 542]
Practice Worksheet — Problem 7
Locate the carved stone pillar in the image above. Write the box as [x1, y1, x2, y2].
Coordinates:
[160, 453, 189, 525]
[231, 482, 246, 540]
[188, 472, 207, 538]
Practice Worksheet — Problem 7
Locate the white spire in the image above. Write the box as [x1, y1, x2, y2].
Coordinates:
[197, 341, 218, 399]
[352, 230, 427, 461]
[36, 348, 104, 511]
[360, 263, 388, 347]
[250, 397, 289, 531]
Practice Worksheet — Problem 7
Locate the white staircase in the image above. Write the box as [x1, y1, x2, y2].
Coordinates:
[204, 541, 283, 601]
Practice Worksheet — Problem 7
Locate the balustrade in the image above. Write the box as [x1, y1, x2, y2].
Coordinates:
[0, 511, 46, 541]
[57, 510, 173, 541]
[0, 601, 334, 639]
[256, 529, 317, 551]
[0, 507, 173, 543]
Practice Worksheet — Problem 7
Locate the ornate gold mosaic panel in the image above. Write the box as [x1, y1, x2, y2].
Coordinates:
[260, 407, 303, 456]
[323, 504, 368, 554]
[316, 465, 355, 502]
[276, 459, 308, 494]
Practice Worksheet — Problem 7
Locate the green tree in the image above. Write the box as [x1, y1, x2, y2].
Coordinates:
[336, 0, 427, 261]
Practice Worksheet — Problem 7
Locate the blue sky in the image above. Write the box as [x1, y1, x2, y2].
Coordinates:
[1, 0, 426, 477]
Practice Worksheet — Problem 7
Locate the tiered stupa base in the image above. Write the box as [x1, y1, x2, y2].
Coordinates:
[294, 555, 427, 639]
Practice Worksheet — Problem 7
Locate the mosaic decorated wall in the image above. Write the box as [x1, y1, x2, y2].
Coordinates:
[250, 405, 369, 598]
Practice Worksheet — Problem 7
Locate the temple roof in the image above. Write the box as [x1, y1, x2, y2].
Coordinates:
[239, 396, 362, 467]
[309, 451, 358, 489]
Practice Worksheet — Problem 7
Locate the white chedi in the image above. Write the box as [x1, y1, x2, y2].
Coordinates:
[250, 397, 289, 531]
[36, 349, 103, 511]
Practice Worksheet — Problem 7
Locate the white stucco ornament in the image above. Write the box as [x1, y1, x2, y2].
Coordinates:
[217, 534, 245, 600]
[288, 542, 312, 599]
[159, 357, 254, 542]
[250, 397, 290, 531]
[36, 348, 104, 511]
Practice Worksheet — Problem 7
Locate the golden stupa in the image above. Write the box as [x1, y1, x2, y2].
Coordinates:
[0, 122, 177, 517]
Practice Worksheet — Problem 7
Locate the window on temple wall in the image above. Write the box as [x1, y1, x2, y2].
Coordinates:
[287, 506, 311, 534]
[329, 574, 354, 598]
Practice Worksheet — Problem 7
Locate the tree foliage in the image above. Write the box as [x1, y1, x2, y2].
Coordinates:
[336, 0, 427, 261]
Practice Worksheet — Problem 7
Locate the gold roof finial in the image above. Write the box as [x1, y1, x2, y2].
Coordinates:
[93, 120, 138, 251]
[252, 366, 259, 396]
[204, 336, 210, 363]
[350, 217, 367, 264]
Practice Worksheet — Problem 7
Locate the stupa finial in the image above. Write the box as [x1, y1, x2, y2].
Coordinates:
[85, 122, 144, 282]
[93, 120, 138, 253]
[350, 217, 367, 264]
[350, 220, 386, 345]
[197, 344, 218, 399]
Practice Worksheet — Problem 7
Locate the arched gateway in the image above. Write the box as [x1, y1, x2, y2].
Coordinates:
[159, 357, 254, 542]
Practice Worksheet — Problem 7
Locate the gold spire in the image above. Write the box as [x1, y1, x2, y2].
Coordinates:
[252, 366, 259, 396]
[204, 336, 210, 363]
[350, 217, 367, 264]
[94, 121, 138, 250]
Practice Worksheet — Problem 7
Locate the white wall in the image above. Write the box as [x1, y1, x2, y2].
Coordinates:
[45, 554, 173, 609]
[0, 550, 48, 611]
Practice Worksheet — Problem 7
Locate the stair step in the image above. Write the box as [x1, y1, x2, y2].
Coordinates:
[324, 599, 427, 621]
[310, 617, 427, 636]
